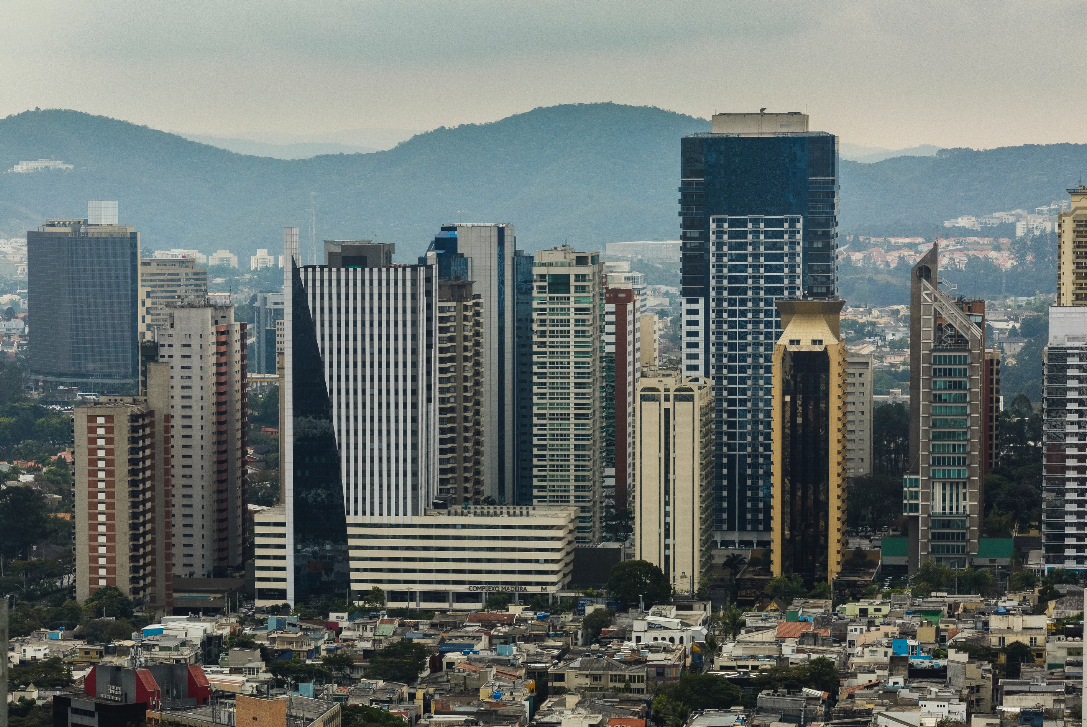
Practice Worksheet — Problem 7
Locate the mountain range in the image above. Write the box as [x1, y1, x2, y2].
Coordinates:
[1, 104, 1086, 263]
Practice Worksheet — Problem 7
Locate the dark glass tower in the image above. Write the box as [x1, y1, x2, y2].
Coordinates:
[28, 216, 140, 393]
[679, 112, 838, 546]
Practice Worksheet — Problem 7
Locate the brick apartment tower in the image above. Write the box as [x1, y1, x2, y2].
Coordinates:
[603, 287, 639, 513]
[75, 362, 173, 610]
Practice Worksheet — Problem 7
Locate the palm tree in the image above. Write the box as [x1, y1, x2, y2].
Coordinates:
[722, 554, 747, 579]
[715, 604, 745, 641]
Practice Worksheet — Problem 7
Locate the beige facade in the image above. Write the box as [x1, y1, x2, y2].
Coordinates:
[347, 505, 577, 610]
[638, 314, 659, 369]
[531, 246, 605, 544]
[138, 258, 208, 340]
[75, 362, 172, 609]
[770, 300, 847, 584]
[253, 505, 287, 607]
[711, 112, 809, 135]
[634, 372, 714, 594]
[156, 305, 247, 577]
[845, 354, 874, 477]
[1056, 186, 1087, 306]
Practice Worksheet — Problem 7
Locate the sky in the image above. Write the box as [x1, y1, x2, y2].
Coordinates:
[4, 0, 1086, 150]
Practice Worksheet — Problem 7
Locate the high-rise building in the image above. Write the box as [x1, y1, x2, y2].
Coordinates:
[769, 300, 847, 585]
[680, 112, 838, 547]
[513, 250, 536, 505]
[156, 305, 247, 577]
[634, 371, 714, 594]
[1043, 308, 1087, 572]
[435, 280, 484, 505]
[603, 287, 640, 514]
[253, 292, 285, 375]
[138, 258, 208, 340]
[903, 245, 1000, 571]
[639, 314, 660, 369]
[1056, 186, 1087, 306]
[28, 203, 140, 392]
[531, 246, 605, 544]
[74, 362, 173, 610]
[846, 354, 874, 478]
[420, 224, 518, 503]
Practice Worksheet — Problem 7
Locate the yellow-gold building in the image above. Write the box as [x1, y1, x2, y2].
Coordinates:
[1057, 186, 1087, 306]
[770, 300, 847, 585]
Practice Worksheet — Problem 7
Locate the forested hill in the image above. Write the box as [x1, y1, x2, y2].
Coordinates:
[2, 104, 1087, 261]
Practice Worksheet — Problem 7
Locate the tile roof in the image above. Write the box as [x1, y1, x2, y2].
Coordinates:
[776, 621, 814, 639]
[467, 613, 516, 625]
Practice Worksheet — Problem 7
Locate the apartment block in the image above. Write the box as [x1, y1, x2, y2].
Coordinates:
[1043, 307, 1087, 572]
[639, 314, 660, 369]
[1056, 185, 1087, 306]
[436, 280, 484, 506]
[634, 371, 714, 594]
[680, 112, 838, 546]
[603, 286, 640, 513]
[254, 505, 288, 605]
[531, 246, 605, 544]
[846, 354, 874, 477]
[903, 245, 1000, 571]
[770, 300, 848, 585]
[156, 305, 247, 577]
[28, 202, 140, 392]
[74, 362, 172, 610]
[138, 257, 208, 340]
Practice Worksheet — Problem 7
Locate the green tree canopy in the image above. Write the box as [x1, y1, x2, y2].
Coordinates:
[366, 639, 429, 684]
[9, 656, 72, 690]
[583, 608, 614, 643]
[83, 586, 134, 619]
[766, 574, 805, 605]
[606, 560, 671, 609]
[342, 705, 409, 727]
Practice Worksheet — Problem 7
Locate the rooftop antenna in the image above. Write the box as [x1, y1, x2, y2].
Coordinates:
[309, 193, 317, 265]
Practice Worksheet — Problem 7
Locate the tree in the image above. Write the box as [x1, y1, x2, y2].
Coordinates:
[603, 508, 634, 542]
[958, 567, 993, 596]
[366, 639, 429, 684]
[1003, 641, 1035, 678]
[322, 652, 356, 683]
[749, 656, 839, 695]
[847, 474, 905, 530]
[1010, 570, 1037, 591]
[606, 560, 671, 610]
[651, 673, 746, 726]
[267, 657, 332, 686]
[721, 554, 747, 579]
[715, 604, 744, 641]
[360, 587, 386, 610]
[9, 656, 72, 689]
[484, 592, 510, 611]
[83, 586, 134, 619]
[873, 402, 910, 476]
[583, 608, 614, 643]
[342, 705, 409, 727]
[0, 487, 51, 563]
[766, 574, 804, 605]
[80, 618, 135, 644]
[914, 559, 952, 591]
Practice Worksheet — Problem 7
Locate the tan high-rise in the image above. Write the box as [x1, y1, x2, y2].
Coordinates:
[770, 300, 848, 585]
[1057, 186, 1087, 306]
[634, 372, 714, 594]
[138, 258, 208, 340]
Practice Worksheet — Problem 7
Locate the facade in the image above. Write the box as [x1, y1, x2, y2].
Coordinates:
[74, 361, 173, 610]
[254, 505, 288, 605]
[679, 112, 838, 547]
[420, 224, 519, 503]
[208, 250, 238, 268]
[281, 238, 433, 604]
[846, 354, 875, 478]
[514, 250, 535, 505]
[28, 209, 140, 392]
[1056, 186, 1087, 306]
[634, 371, 714, 594]
[436, 280, 485, 505]
[253, 291, 285, 375]
[903, 245, 1000, 571]
[1042, 307, 1087, 572]
[156, 305, 247, 577]
[639, 314, 660, 369]
[250, 248, 282, 270]
[138, 258, 208, 340]
[530, 246, 606, 544]
[769, 300, 847, 585]
[346, 505, 577, 611]
[603, 287, 640, 513]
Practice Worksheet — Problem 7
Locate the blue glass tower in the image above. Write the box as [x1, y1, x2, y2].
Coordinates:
[679, 112, 838, 547]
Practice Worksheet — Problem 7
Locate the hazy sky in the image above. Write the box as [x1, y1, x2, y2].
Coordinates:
[4, 0, 1086, 149]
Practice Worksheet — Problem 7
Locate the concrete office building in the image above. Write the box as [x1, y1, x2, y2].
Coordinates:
[254, 504, 288, 605]
[903, 245, 1000, 571]
[514, 250, 535, 505]
[420, 224, 519, 503]
[435, 280, 485, 505]
[138, 258, 208, 340]
[846, 354, 875, 477]
[639, 314, 660, 369]
[531, 246, 606, 544]
[253, 291, 285, 375]
[1056, 186, 1087, 306]
[769, 300, 848, 585]
[634, 371, 714, 594]
[603, 287, 640, 513]
[74, 362, 173, 610]
[347, 505, 578, 611]
[156, 305, 247, 577]
[1043, 308, 1087, 572]
[28, 202, 140, 392]
[679, 112, 838, 547]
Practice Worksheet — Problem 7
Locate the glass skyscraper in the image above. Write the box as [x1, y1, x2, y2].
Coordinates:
[679, 112, 838, 546]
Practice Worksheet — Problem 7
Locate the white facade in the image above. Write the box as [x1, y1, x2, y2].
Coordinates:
[846, 354, 874, 477]
[139, 257, 208, 340]
[250, 248, 282, 270]
[208, 249, 239, 268]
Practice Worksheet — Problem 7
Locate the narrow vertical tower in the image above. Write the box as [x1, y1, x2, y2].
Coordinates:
[770, 300, 847, 585]
[903, 244, 999, 572]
